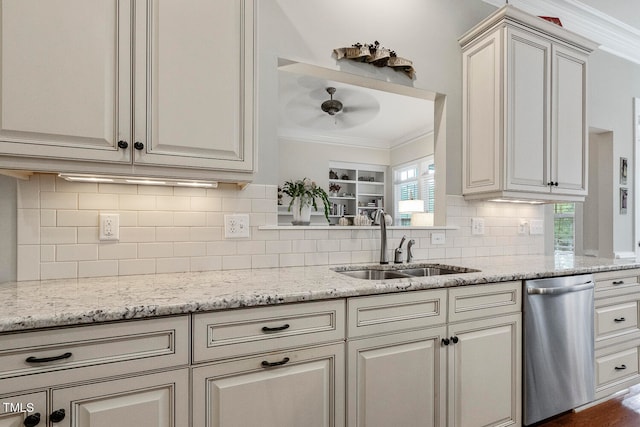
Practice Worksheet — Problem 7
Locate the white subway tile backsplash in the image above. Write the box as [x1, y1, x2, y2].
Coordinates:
[41, 261, 77, 280]
[99, 243, 137, 260]
[56, 244, 98, 262]
[78, 260, 118, 278]
[17, 245, 40, 281]
[138, 242, 173, 259]
[78, 193, 118, 210]
[120, 194, 156, 211]
[17, 209, 40, 244]
[41, 227, 76, 244]
[15, 175, 545, 281]
[118, 259, 155, 276]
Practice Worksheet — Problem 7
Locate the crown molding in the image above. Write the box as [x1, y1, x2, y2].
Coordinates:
[483, 0, 640, 65]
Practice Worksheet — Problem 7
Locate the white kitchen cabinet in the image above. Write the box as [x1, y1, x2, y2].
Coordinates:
[347, 327, 447, 427]
[347, 282, 521, 427]
[0, 316, 189, 427]
[593, 269, 640, 400]
[192, 302, 346, 427]
[0, 0, 255, 181]
[446, 314, 521, 427]
[460, 5, 596, 202]
[0, 391, 46, 427]
[192, 344, 344, 427]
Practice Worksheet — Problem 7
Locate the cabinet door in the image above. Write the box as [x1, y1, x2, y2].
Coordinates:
[447, 314, 521, 427]
[0, 391, 46, 427]
[347, 327, 447, 427]
[192, 343, 344, 427]
[50, 369, 189, 427]
[505, 28, 551, 193]
[133, 0, 255, 171]
[552, 44, 588, 195]
[0, 0, 132, 163]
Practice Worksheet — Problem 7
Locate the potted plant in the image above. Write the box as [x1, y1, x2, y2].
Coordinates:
[329, 183, 341, 197]
[282, 178, 330, 225]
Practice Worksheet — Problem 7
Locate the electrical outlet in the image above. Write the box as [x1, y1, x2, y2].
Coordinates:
[471, 217, 485, 235]
[99, 213, 120, 241]
[431, 232, 446, 245]
[224, 214, 250, 239]
[530, 219, 544, 235]
[518, 219, 529, 235]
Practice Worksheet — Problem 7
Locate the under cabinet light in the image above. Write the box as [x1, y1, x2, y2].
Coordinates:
[58, 174, 218, 188]
[488, 198, 544, 204]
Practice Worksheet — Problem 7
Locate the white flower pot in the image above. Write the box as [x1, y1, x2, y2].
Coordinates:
[291, 198, 312, 225]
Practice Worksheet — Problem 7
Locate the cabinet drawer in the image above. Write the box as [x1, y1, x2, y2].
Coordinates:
[595, 297, 640, 343]
[193, 300, 345, 362]
[596, 347, 640, 389]
[0, 316, 188, 390]
[347, 289, 447, 338]
[594, 269, 640, 298]
[448, 281, 521, 323]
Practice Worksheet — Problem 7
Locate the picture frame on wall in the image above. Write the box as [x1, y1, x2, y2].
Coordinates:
[620, 157, 628, 185]
[621, 187, 628, 215]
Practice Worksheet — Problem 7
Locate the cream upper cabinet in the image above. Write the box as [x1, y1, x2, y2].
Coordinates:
[460, 5, 596, 202]
[0, 0, 255, 181]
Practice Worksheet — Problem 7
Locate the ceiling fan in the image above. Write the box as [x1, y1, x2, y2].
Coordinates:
[321, 87, 343, 116]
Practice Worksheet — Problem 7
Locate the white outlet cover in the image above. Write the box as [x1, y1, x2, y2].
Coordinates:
[530, 219, 544, 235]
[99, 213, 120, 241]
[224, 214, 250, 239]
[471, 217, 485, 235]
[431, 232, 446, 245]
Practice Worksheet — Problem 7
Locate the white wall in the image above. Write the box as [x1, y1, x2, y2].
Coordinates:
[390, 133, 434, 168]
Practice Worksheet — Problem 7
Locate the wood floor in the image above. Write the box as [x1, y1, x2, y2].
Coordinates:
[536, 385, 640, 427]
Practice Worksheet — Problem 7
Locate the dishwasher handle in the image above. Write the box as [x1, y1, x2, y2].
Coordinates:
[526, 281, 594, 295]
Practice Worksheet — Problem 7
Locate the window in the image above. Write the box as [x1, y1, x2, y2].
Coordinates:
[554, 203, 575, 254]
[393, 156, 435, 226]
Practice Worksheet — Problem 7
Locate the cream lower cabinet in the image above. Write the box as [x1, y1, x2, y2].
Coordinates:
[191, 300, 346, 427]
[347, 283, 522, 427]
[593, 269, 640, 400]
[0, 370, 188, 427]
[0, 0, 255, 180]
[446, 315, 521, 427]
[0, 316, 189, 427]
[192, 344, 344, 427]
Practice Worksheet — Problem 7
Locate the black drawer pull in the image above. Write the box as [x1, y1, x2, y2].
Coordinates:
[614, 317, 626, 323]
[261, 357, 290, 368]
[25, 352, 72, 364]
[612, 280, 625, 285]
[615, 364, 627, 371]
[23, 412, 41, 427]
[261, 324, 290, 333]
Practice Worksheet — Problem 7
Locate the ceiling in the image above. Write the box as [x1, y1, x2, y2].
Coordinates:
[278, 1, 639, 150]
[278, 70, 435, 150]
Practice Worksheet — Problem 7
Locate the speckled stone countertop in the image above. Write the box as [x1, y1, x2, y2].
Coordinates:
[1, 255, 639, 332]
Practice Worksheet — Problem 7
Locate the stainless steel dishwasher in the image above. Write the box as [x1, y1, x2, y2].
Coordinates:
[523, 274, 595, 425]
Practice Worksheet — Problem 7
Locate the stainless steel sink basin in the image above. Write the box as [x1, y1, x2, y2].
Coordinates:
[337, 269, 411, 280]
[397, 267, 460, 277]
[335, 264, 479, 280]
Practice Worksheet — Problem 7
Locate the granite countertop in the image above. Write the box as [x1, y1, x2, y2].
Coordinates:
[1, 255, 639, 332]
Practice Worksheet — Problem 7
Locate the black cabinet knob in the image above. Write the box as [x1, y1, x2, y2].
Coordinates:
[554, 182, 559, 187]
[117, 140, 128, 149]
[23, 413, 41, 427]
[49, 409, 65, 423]
[442, 338, 450, 346]
[133, 141, 144, 150]
[451, 336, 459, 344]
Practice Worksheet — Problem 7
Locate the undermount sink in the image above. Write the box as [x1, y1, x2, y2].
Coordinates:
[335, 264, 479, 280]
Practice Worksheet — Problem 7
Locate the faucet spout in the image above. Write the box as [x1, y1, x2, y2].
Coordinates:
[377, 209, 388, 264]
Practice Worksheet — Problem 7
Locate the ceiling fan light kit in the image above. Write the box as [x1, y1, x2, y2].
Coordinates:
[321, 87, 344, 115]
